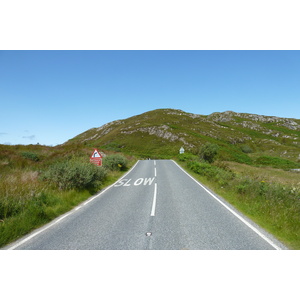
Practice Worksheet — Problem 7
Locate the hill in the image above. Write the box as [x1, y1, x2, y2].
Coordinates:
[65, 109, 300, 167]
[2, 108, 300, 249]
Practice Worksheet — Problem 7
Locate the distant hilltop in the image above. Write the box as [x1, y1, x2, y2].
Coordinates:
[65, 109, 300, 162]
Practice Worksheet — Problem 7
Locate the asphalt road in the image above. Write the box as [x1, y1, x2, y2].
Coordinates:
[5, 160, 287, 250]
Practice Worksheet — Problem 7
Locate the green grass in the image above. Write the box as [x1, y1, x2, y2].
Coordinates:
[176, 157, 300, 249]
[263, 122, 300, 138]
[254, 155, 300, 170]
[0, 146, 136, 248]
[64, 109, 300, 167]
[0, 189, 91, 247]
[0, 168, 134, 248]
[225, 161, 300, 186]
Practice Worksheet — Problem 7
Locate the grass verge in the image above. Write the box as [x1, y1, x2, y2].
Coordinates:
[0, 157, 137, 248]
[176, 158, 300, 250]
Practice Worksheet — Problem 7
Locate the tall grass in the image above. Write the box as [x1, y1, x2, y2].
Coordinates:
[0, 151, 133, 248]
[179, 156, 300, 249]
[0, 187, 92, 247]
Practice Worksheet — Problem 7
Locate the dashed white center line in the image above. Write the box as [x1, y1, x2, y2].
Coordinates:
[150, 183, 158, 217]
[154, 167, 157, 177]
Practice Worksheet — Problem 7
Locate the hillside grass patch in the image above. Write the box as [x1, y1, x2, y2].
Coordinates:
[225, 161, 300, 186]
[254, 155, 300, 170]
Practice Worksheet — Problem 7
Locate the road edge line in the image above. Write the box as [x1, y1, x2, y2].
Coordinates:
[6, 160, 141, 250]
[171, 160, 283, 250]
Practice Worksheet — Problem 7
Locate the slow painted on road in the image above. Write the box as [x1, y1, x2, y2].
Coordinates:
[5, 160, 287, 250]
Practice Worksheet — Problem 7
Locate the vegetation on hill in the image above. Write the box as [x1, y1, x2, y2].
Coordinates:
[65, 109, 300, 166]
[1, 108, 300, 248]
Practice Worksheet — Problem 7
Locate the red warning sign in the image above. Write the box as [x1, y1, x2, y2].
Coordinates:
[90, 149, 102, 166]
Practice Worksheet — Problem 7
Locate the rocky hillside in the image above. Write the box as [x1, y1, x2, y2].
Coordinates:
[65, 109, 300, 163]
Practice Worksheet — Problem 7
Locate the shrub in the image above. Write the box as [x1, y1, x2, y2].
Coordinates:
[102, 154, 128, 171]
[21, 152, 40, 162]
[240, 145, 253, 153]
[187, 161, 235, 187]
[41, 158, 107, 190]
[199, 143, 219, 163]
[235, 178, 253, 195]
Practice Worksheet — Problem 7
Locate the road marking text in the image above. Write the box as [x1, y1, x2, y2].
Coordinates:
[114, 177, 155, 187]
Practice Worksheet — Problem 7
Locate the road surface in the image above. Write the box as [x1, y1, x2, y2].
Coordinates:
[5, 160, 287, 250]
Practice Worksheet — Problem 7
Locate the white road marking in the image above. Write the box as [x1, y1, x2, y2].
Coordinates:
[8, 224, 56, 250]
[83, 197, 96, 206]
[114, 177, 155, 187]
[124, 179, 132, 186]
[171, 160, 283, 250]
[154, 167, 157, 177]
[7, 160, 141, 250]
[154, 160, 156, 166]
[144, 177, 155, 185]
[150, 183, 158, 217]
[114, 179, 128, 187]
[8, 211, 72, 250]
[134, 178, 144, 185]
[54, 213, 72, 224]
[113, 160, 140, 187]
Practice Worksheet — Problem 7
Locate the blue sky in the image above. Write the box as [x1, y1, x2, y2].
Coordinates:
[1, 50, 300, 146]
